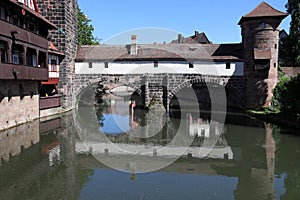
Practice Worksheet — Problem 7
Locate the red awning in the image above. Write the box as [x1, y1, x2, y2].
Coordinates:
[42, 78, 59, 85]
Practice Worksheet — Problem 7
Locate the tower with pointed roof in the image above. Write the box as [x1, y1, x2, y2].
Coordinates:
[239, 2, 288, 108]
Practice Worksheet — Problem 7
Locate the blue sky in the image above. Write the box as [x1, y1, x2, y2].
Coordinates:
[78, 0, 290, 44]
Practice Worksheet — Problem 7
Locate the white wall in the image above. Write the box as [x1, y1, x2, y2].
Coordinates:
[75, 61, 244, 76]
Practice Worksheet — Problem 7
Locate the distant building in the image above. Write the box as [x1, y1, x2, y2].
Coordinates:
[0, 0, 56, 130]
[170, 31, 212, 44]
[279, 29, 288, 41]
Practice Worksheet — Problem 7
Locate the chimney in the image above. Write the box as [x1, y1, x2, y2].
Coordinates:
[178, 34, 183, 43]
[130, 34, 137, 55]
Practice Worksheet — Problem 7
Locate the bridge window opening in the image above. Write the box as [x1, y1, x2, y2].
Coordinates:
[88, 62, 92, 68]
[104, 61, 108, 68]
[154, 61, 158, 68]
[226, 62, 231, 69]
[189, 62, 194, 68]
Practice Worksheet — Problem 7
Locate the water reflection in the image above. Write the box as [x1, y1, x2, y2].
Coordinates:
[0, 101, 300, 199]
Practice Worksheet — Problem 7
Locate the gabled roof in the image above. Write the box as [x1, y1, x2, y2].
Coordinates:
[171, 31, 212, 44]
[238, 1, 288, 25]
[76, 43, 244, 62]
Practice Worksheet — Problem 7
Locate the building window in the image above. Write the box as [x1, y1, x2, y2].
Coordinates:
[154, 61, 158, 67]
[189, 62, 194, 68]
[274, 63, 277, 68]
[27, 48, 37, 67]
[12, 44, 24, 65]
[104, 61, 108, 68]
[89, 62, 92, 68]
[38, 51, 47, 68]
[25, 15, 37, 33]
[10, 11, 20, 26]
[275, 44, 277, 49]
[226, 62, 231, 69]
[49, 55, 59, 71]
[0, 6, 6, 20]
[0, 41, 8, 63]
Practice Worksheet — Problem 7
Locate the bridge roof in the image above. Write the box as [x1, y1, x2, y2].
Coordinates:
[76, 43, 244, 62]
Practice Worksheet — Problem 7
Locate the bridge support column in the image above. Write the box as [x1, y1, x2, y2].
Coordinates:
[162, 75, 169, 113]
[142, 75, 150, 106]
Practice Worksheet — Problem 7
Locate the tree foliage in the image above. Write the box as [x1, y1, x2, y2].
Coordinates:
[77, 6, 99, 45]
[280, 0, 300, 66]
[272, 74, 300, 117]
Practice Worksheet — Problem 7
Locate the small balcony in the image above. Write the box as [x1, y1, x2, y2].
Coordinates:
[40, 95, 62, 110]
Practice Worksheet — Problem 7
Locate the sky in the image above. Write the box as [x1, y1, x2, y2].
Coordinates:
[78, 0, 290, 44]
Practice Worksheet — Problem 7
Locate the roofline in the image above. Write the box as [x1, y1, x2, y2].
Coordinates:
[75, 58, 244, 63]
[238, 1, 288, 25]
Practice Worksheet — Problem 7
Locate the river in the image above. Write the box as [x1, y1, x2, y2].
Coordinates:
[0, 94, 300, 200]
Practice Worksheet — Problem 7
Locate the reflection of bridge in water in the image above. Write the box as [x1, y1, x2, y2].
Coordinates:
[0, 112, 281, 199]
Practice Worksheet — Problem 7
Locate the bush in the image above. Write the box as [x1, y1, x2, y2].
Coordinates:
[272, 74, 300, 118]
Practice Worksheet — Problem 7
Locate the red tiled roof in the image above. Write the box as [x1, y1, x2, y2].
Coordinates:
[76, 43, 244, 62]
[49, 42, 65, 56]
[171, 32, 211, 44]
[238, 2, 288, 24]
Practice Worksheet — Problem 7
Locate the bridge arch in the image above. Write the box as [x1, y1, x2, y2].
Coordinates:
[74, 76, 143, 107]
[168, 76, 244, 109]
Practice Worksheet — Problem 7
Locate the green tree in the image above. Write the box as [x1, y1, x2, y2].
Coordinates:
[77, 6, 99, 45]
[280, 0, 300, 66]
[272, 74, 300, 118]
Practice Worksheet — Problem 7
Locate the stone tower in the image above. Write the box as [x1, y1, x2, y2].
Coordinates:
[37, 0, 78, 109]
[239, 2, 288, 108]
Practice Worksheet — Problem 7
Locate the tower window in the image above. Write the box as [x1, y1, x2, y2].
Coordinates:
[274, 63, 277, 68]
[189, 62, 194, 68]
[260, 22, 266, 29]
[275, 44, 277, 49]
[104, 61, 108, 68]
[154, 61, 158, 67]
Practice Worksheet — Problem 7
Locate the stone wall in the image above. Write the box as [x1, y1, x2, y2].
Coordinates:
[0, 80, 40, 130]
[74, 73, 245, 110]
[281, 67, 300, 77]
[37, 0, 78, 109]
